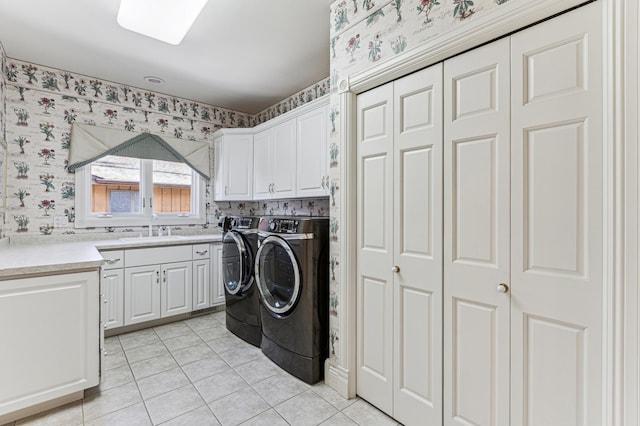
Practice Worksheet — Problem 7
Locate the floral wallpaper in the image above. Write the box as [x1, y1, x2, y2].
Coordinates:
[1, 57, 329, 243]
[0, 41, 6, 142]
[326, 0, 513, 374]
[253, 77, 331, 126]
[0, 42, 6, 239]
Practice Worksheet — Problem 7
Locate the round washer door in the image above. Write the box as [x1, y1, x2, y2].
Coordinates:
[255, 235, 301, 315]
[222, 230, 253, 295]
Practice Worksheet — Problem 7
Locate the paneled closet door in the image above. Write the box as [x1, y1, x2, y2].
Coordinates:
[357, 65, 443, 423]
[392, 64, 443, 426]
[443, 37, 511, 426]
[510, 2, 604, 424]
[356, 82, 394, 415]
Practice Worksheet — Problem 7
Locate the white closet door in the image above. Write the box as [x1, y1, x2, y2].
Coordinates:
[356, 82, 394, 415]
[510, 2, 603, 425]
[392, 65, 443, 426]
[444, 37, 511, 426]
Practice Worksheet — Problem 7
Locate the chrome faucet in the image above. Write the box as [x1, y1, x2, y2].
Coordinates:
[148, 213, 158, 237]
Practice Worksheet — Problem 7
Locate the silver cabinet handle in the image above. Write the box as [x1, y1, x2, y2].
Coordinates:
[105, 258, 121, 264]
[225, 185, 229, 196]
[392, 265, 400, 273]
[497, 283, 509, 293]
[196, 250, 208, 255]
[163, 270, 166, 283]
[156, 271, 159, 283]
[321, 176, 325, 189]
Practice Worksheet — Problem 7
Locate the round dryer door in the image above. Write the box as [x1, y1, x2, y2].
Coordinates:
[255, 235, 301, 315]
[222, 230, 253, 295]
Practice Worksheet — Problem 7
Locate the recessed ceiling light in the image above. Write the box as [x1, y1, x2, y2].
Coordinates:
[144, 76, 165, 84]
[117, 0, 208, 45]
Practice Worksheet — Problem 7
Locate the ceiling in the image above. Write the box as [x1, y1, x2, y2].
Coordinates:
[0, 0, 332, 115]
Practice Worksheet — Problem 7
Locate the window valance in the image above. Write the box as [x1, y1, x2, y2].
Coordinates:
[68, 124, 210, 181]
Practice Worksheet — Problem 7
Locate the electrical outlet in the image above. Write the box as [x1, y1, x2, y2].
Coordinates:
[53, 215, 69, 228]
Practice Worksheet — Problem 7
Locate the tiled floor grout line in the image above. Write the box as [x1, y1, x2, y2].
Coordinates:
[172, 335, 223, 426]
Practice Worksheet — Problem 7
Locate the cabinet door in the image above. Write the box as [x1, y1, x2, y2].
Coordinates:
[101, 268, 124, 329]
[224, 134, 253, 200]
[443, 38, 511, 426]
[272, 118, 297, 198]
[161, 261, 193, 317]
[211, 243, 226, 306]
[213, 136, 225, 200]
[253, 129, 273, 199]
[124, 265, 161, 325]
[297, 106, 328, 197]
[0, 272, 99, 417]
[193, 259, 210, 310]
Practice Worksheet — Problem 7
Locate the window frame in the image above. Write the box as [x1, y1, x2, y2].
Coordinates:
[75, 157, 206, 228]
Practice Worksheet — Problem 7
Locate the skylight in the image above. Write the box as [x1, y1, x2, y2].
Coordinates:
[117, 0, 208, 45]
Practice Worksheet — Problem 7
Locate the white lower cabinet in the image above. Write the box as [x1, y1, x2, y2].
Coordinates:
[100, 249, 124, 330]
[123, 244, 194, 326]
[211, 243, 225, 306]
[101, 268, 124, 329]
[103, 242, 223, 328]
[193, 259, 210, 310]
[161, 261, 192, 317]
[124, 265, 161, 325]
[124, 261, 194, 325]
[0, 271, 100, 421]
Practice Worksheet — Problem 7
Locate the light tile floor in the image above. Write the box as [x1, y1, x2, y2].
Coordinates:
[7, 311, 401, 426]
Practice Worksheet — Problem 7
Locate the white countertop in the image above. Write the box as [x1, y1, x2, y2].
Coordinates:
[0, 234, 223, 280]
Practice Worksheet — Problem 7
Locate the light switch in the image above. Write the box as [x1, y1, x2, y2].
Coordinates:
[53, 215, 69, 228]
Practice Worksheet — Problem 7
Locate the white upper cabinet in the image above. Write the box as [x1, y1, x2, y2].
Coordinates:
[297, 105, 329, 198]
[212, 97, 328, 202]
[253, 119, 297, 200]
[213, 132, 253, 201]
[253, 129, 273, 199]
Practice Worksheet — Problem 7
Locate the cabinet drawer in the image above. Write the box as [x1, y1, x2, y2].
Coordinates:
[100, 250, 124, 270]
[192, 244, 210, 259]
[125, 245, 192, 267]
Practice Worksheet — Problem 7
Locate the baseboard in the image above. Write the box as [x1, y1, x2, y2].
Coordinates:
[324, 359, 354, 399]
[0, 391, 83, 425]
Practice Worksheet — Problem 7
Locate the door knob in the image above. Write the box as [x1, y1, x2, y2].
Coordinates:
[392, 265, 400, 273]
[497, 283, 509, 293]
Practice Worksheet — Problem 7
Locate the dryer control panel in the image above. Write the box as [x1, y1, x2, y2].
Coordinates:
[267, 218, 299, 233]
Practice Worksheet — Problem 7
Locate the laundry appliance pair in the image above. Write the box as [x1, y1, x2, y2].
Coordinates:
[219, 215, 329, 384]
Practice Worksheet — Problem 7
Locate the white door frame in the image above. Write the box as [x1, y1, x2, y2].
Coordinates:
[325, 0, 638, 424]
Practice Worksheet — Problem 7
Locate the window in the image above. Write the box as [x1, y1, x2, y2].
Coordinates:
[76, 154, 206, 228]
